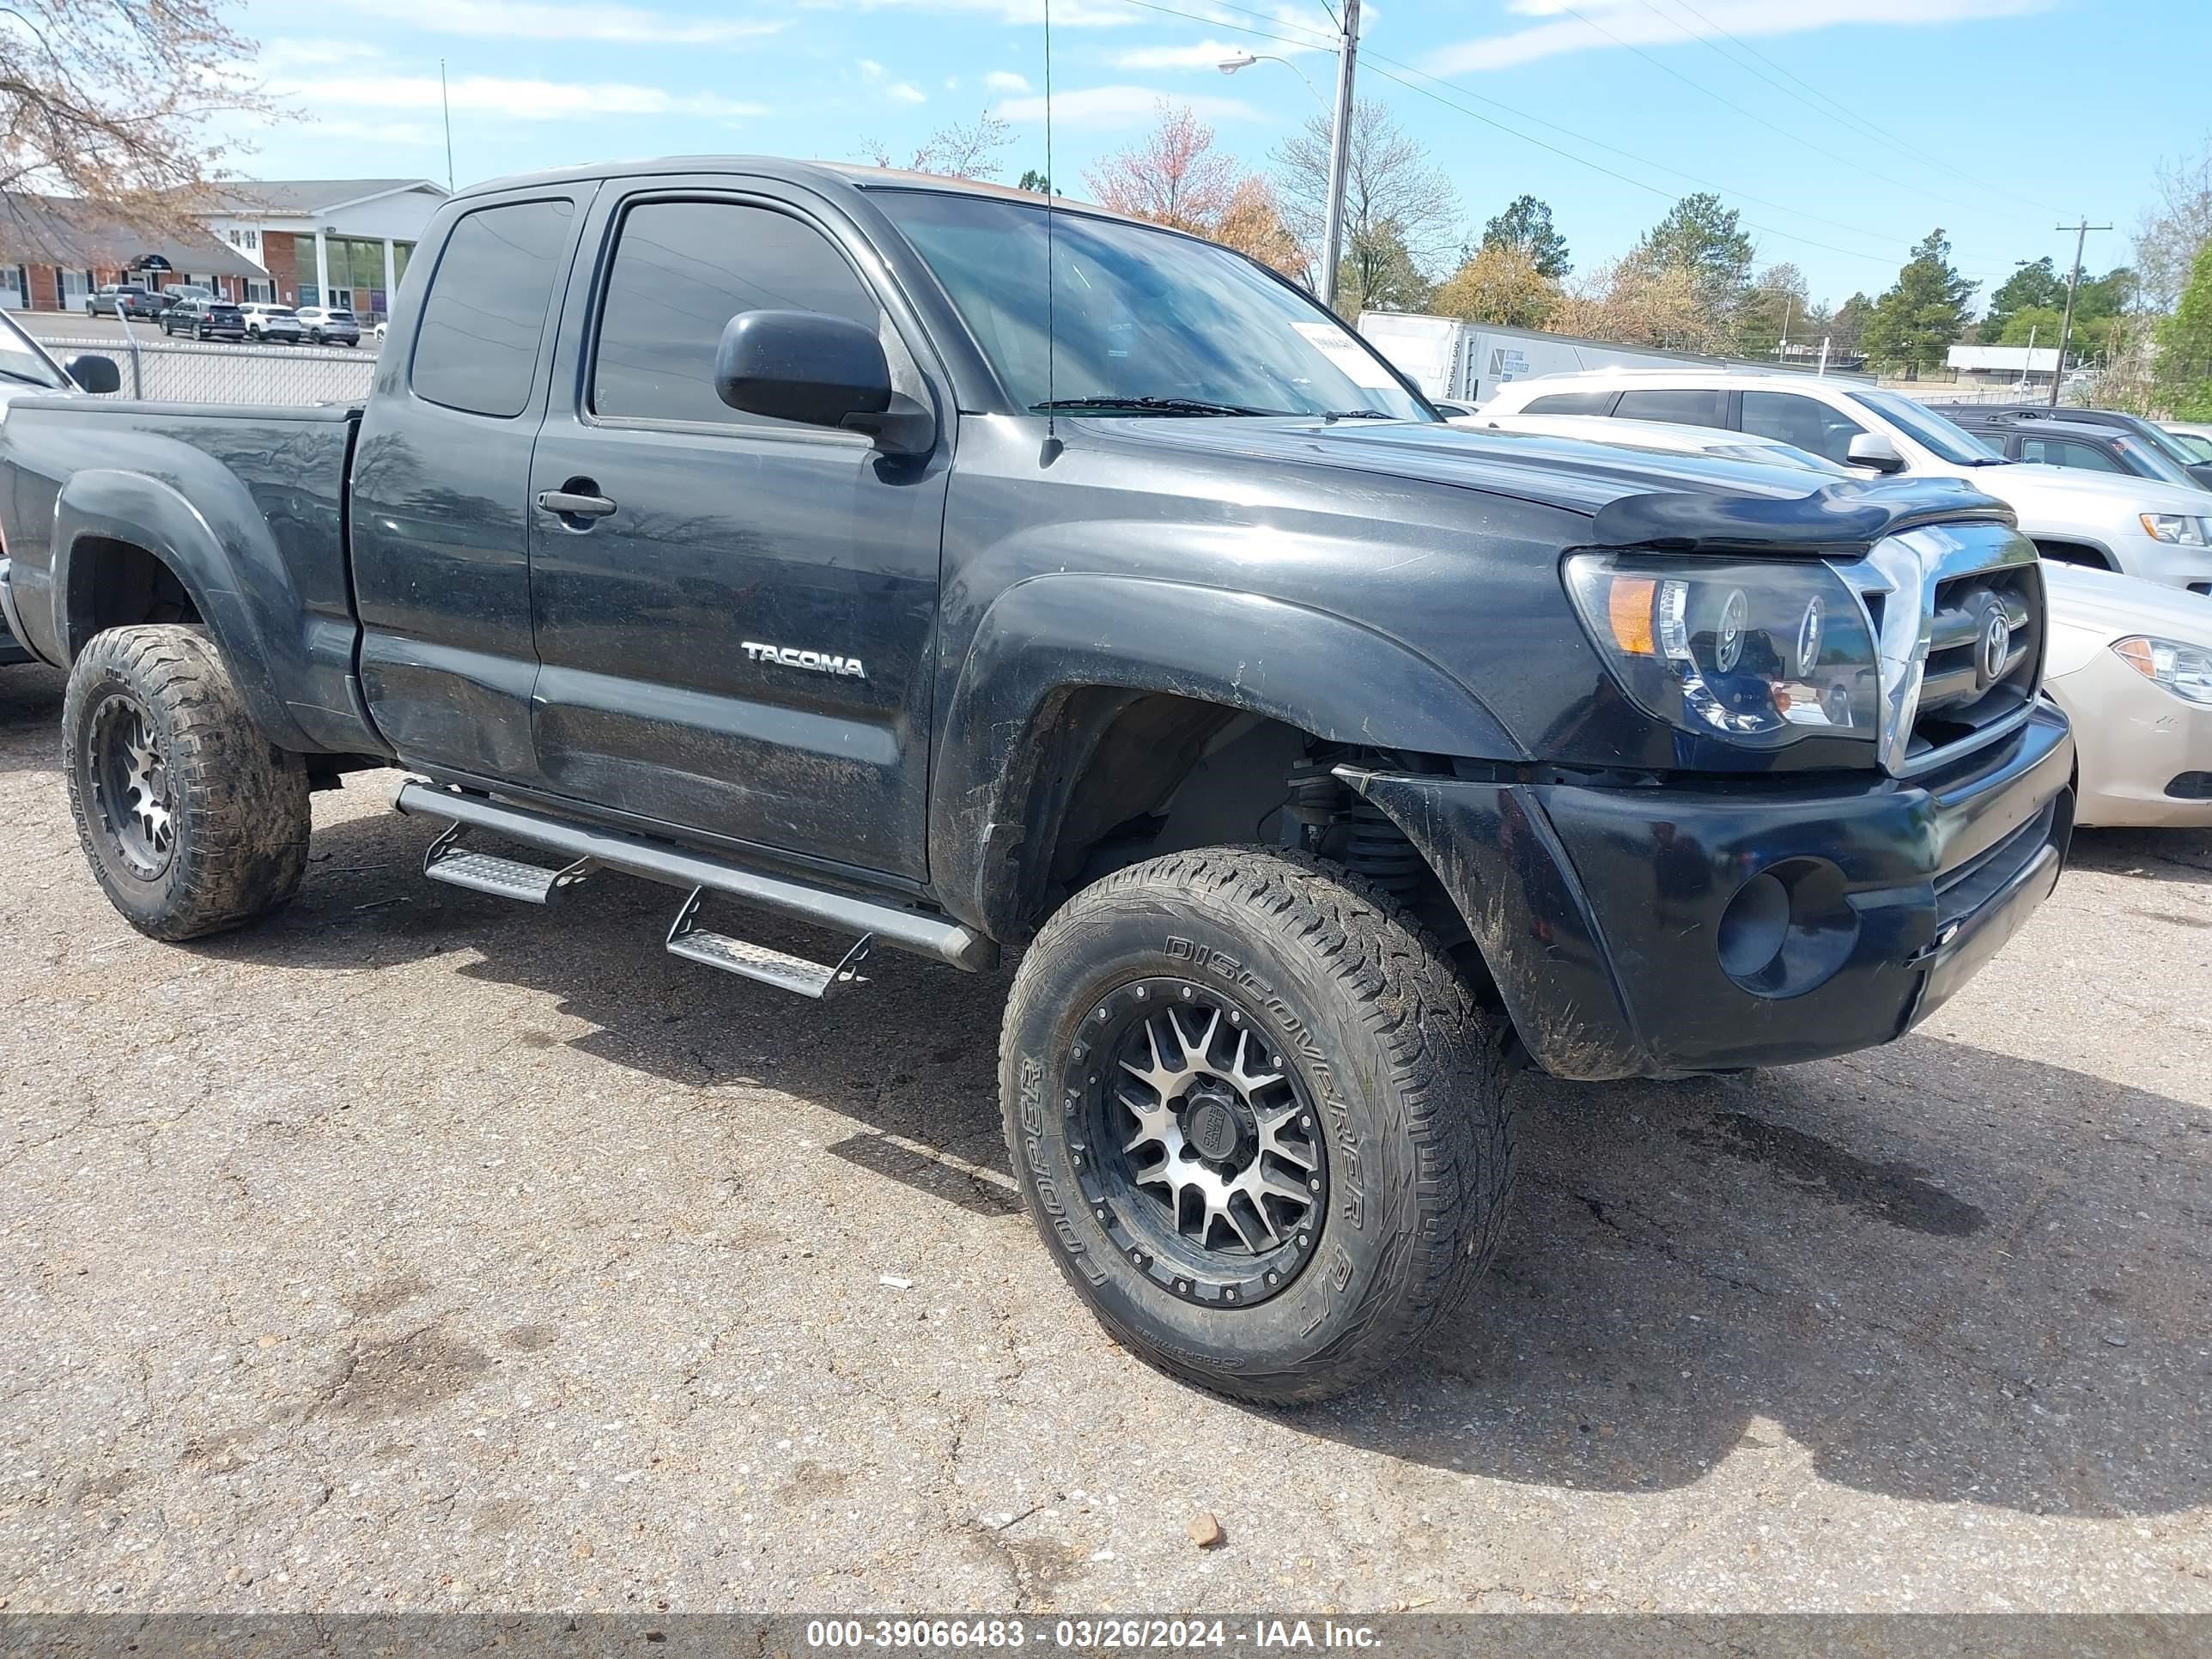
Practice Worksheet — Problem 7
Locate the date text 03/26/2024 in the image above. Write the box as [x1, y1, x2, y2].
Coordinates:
[803, 1619, 1382, 1650]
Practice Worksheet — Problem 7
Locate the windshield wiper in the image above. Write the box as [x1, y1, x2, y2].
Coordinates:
[1319, 408, 1400, 422]
[0, 367, 56, 387]
[1030, 396, 1291, 416]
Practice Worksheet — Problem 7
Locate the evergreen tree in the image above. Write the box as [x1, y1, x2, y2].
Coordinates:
[1480, 194, 1571, 279]
[1981, 257, 2063, 342]
[2154, 245, 2212, 420]
[1635, 192, 1754, 314]
[1863, 229, 1978, 374]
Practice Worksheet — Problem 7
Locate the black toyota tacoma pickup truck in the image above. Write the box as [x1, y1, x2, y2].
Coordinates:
[0, 160, 2074, 1402]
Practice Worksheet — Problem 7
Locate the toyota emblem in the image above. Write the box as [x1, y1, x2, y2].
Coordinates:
[1979, 611, 2011, 684]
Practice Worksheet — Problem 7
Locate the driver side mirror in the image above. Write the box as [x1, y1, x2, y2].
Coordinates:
[1846, 431, 1905, 474]
[63, 353, 120, 395]
[714, 309, 933, 457]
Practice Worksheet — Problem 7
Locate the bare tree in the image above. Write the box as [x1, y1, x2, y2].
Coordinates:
[1271, 98, 1459, 301]
[1084, 101, 1239, 232]
[863, 110, 1014, 182]
[1083, 103, 1302, 278]
[0, 0, 269, 231]
[2136, 136, 2212, 313]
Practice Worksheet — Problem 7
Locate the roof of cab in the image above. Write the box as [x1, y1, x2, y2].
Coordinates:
[448, 155, 1170, 234]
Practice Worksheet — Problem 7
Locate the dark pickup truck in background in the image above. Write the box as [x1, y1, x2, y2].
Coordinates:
[0, 159, 2075, 1402]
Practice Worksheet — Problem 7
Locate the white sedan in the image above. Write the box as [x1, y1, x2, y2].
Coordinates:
[2042, 563, 2212, 828]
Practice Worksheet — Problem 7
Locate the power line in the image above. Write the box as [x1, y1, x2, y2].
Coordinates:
[1637, 0, 2061, 219]
[1108, 0, 2014, 280]
[1557, 3, 1996, 221]
[1113, 0, 1337, 51]
[1640, 0, 2066, 217]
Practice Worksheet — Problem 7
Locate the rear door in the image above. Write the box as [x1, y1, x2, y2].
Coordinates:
[524, 175, 951, 881]
[350, 184, 592, 784]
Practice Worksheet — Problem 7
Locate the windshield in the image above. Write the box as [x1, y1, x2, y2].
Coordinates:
[875, 189, 1431, 422]
[2125, 420, 2211, 471]
[2107, 432, 2206, 489]
[1846, 388, 2004, 464]
[0, 309, 70, 389]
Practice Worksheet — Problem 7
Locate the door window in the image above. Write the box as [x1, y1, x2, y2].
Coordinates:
[1613, 387, 1725, 428]
[1740, 391, 1869, 466]
[1521, 391, 1617, 416]
[2021, 436, 2124, 472]
[413, 197, 574, 419]
[591, 199, 881, 428]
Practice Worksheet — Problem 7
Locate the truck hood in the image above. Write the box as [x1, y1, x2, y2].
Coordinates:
[1103, 416, 2009, 553]
[1965, 459, 2212, 516]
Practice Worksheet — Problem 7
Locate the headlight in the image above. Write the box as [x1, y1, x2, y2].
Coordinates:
[2113, 635, 2212, 704]
[2140, 514, 2212, 545]
[1564, 552, 1881, 746]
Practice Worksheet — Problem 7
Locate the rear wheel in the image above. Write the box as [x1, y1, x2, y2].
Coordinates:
[1000, 846, 1514, 1405]
[63, 625, 310, 941]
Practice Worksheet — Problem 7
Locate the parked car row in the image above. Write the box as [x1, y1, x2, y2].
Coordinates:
[1461, 368, 2212, 830]
[83, 285, 365, 346]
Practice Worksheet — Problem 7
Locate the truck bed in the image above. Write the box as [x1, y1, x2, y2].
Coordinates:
[0, 397, 375, 755]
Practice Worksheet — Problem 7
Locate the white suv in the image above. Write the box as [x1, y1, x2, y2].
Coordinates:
[1480, 369, 2212, 592]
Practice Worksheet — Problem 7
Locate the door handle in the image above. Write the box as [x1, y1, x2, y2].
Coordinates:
[536, 486, 617, 520]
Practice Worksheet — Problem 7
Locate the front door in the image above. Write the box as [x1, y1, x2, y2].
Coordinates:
[526, 182, 950, 882]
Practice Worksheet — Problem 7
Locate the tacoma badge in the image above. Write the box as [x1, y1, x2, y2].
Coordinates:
[741, 641, 866, 678]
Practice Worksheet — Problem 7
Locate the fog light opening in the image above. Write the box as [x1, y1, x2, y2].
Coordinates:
[1717, 872, 1790, 980]
[1716, 858, 1861, 998]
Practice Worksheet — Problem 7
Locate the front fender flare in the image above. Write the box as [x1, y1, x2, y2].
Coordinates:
[929, 572, 1521, 938]
[52, 468, 321, 753]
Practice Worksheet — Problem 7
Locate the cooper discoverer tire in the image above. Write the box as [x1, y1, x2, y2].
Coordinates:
[63, 624, 310, 941]
[1000, 845, 1514, 1405]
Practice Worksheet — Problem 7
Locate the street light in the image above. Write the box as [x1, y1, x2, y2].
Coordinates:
[1218, 0, 1361, 314]
[1218, 51, 1326, 106]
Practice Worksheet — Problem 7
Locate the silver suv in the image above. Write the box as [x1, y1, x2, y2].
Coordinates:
[1480, 369, 2212, 591]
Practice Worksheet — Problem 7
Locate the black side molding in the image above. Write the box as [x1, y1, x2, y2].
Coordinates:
[1587, 475, 2016, 558]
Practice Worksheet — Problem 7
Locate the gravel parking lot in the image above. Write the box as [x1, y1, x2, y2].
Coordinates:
[2, 659, 2208, 1617]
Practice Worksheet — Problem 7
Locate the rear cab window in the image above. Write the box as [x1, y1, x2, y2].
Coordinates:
[412, 198, 577, 419]
[1522, 391, 1618, 416]
[1613, 387, 1725, 427]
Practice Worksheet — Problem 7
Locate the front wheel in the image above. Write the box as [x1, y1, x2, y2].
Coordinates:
[63, 625, 311, 940]
[1000, 847, 1514, 1405]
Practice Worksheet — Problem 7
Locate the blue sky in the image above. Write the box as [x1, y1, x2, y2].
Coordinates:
[240, 0, 2209, 313]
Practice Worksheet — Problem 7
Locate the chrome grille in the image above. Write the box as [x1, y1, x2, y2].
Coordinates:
[1838, 523, 2045, 778]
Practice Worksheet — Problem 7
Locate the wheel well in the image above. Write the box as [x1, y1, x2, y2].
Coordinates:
[1016, 690, 1498, 1004]
[2033, 538, 2115, 571]
[66, 537, 202, 657]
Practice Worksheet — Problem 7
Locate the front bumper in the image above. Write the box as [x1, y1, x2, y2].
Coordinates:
[1344, 702, 2075, 1080]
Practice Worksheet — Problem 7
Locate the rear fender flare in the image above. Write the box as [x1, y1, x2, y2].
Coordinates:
[929, 572, 1521, 937]
[52, 468, 318, 752]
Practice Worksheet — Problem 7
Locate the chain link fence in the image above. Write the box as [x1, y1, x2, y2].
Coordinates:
[40, 331, 378, 408]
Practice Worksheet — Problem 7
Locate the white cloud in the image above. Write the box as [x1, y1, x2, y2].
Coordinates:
[984, 69, 1031, 92]
[993, 84, 1258, 129]
[840, 0, 1143, 27]
[257, 39, 386, 72]
[267, 72, 766, 120]
[1112, 37, 1308, 70]
[1428, 0, 2047, 74]
[860, 58, 888, 79]
[374, 0, 783, 43]
[888, 81, 929, 104]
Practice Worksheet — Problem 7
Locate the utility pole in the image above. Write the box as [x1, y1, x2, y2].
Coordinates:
[2049, 217, 2111, 408]
[1317, 0, 1361, 316]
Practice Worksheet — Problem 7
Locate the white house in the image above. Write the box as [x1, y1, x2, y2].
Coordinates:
[198, 179, 452, 319]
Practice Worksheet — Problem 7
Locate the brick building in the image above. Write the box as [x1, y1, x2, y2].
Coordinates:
[0, 196, 266, 312]
[0, 178, 449, 319]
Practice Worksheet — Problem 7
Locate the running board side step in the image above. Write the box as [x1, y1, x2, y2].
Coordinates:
[393, 781, 996, 972]
[667, 887, 872, 999]
[421, 822, 595, 904]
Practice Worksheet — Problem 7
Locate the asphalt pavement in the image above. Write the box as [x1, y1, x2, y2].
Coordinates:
[2, 661, 2207, 1615]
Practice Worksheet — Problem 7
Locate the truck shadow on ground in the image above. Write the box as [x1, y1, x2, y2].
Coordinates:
[170, 795, 2212, 1524]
